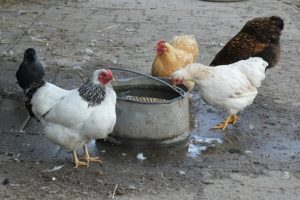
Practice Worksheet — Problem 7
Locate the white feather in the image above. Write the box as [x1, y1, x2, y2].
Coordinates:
[30, 79, 116, 150]
[172, 57, 268, 115]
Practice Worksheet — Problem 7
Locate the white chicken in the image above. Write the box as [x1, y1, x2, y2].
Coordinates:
[172, 57, 268, 130]
[25, 69, 116, 168]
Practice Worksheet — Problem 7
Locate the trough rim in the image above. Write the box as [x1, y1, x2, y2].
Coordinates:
[113, 76, 189, 105]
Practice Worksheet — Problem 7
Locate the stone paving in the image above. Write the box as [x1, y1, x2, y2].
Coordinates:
[1, 0, 299, 94]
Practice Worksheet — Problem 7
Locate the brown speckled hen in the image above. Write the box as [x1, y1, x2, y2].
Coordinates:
[210, 16, 284, 70]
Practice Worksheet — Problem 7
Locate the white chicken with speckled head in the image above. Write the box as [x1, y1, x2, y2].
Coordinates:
[24, 69, 116, 168]
[172, 57, 268, 130]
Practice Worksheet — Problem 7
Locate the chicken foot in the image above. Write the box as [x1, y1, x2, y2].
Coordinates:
[212, 115, 239, 131]
[231, 114, 239, 125]
[73, 150, 89, 168]
[82, 144, 102, 164]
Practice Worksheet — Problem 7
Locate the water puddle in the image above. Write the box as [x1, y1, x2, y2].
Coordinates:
[0, 96, 228, 163]
[187, 135, 223, 158]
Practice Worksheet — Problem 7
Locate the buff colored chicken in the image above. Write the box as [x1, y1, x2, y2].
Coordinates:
[151, 35, 199, 91]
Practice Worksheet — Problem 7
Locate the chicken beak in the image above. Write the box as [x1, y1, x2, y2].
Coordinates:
[171, 78, 176, 86]
[106, 69, 116, 82]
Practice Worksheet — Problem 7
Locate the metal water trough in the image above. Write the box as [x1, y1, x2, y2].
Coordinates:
[107, 68, 190, 148]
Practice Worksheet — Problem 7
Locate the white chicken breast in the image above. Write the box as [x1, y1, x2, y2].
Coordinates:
[172, 57, 268, 130]
[27, 69, 116, 168]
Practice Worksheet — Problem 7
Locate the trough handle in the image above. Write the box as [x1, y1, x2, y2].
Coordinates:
[108, 67, 186, 97]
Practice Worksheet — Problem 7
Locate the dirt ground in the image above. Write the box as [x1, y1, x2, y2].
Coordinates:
[0, 0, 300, 199]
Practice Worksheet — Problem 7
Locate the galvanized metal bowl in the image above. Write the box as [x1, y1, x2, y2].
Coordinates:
[106, 68, 190, 148]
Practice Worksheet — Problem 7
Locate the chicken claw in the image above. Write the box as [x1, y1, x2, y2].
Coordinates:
[84, 156, 102, 163]
[83, 145, 102, 164]
[73, 150, 89, 168]
[212, 115, 238, 131]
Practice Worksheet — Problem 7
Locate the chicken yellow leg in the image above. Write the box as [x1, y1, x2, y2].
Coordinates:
[212, 115, 239, 131]
[73, 150, 89, 168]
[231, 114, 239, 125]
[82, 144, 102, 164]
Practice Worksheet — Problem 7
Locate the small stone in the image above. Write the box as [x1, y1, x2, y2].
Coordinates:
[283, 171, 290, 179]
[18, 24, 29, 29]
[58, 194, 65, 199]
[37, 22, 44, 26]
[219, 42, 225, 47]
[177, 170, 186, 176]
[17, 10, 26, 15]
[274, 145, 288, 150]
[280, 187, 286, 192]
[89, 39, 97, 47]
[244, 150, 252, 154]
[112, 58, 118, 64]
[201, 178, 214, 184]
[73, 66, 82, 71]
[249, 124, 255, 130]
[95, 170, 104, 176]
[2, 178, 9, 185]
[51, 177, 56, 181]
[211, 41, 217, 45]
[10, 183, 20, 187]
[229, 148, 241, 154]
[136, 153, 146, 160]
[84, 48, 94, 56]
[1, 50, 9, 56]
[201, 170, 213, 184]
[116, 188, 127, 195]
[5, 152, 13, 156]
[125, 28, 135, 32]
[207, 108, 213, 113]
[127, 184, 137, 190]
[83, 56, 91, 62]
[273, 99, 286, 104]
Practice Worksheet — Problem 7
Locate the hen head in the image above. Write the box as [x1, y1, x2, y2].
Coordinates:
[156, 40, 168, 55]
[91, 69, 114, 85]
[171, 70, 184, 85]
[24, 48, 37, 62]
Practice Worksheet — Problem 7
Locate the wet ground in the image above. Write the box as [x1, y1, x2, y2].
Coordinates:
[1, 0, 300, 199]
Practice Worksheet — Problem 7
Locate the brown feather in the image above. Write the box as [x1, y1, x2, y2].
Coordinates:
[210, 16, 284, 69]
